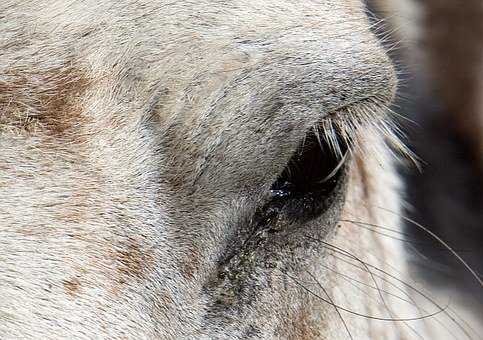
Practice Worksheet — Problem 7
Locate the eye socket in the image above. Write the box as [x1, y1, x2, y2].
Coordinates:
[263, 127, 348, 224]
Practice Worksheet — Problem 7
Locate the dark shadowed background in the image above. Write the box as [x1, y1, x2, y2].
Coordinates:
[367, 0, 483, 320]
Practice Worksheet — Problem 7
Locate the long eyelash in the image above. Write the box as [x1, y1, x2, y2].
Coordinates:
[318, 151, 348, 183]
[312, 96, 419, 169]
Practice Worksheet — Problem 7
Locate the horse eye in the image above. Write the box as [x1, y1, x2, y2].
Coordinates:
[265, 127, 348, 224]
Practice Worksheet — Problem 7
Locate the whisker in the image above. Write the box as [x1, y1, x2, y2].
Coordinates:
[306, 270, 355, 340]
[374, 206, 483, 287]
[303, 235, 476, 339]
[342, 219, 480, 251]
[284, 271, 450, 322]
[307, 266, 425, 340]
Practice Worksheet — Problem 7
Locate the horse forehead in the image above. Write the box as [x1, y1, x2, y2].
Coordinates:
[0, 0, 380, 143]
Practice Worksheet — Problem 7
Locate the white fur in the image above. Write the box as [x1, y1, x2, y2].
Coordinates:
[0, 1, 474, 339]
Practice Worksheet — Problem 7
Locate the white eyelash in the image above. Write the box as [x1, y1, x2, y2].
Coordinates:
[313, 95, 419, 167]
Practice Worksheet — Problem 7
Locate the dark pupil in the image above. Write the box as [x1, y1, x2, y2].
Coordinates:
[270, 129, 346, 199]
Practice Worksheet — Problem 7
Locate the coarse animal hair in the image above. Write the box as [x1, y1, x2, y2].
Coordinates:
[0, 1, 480, 339]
